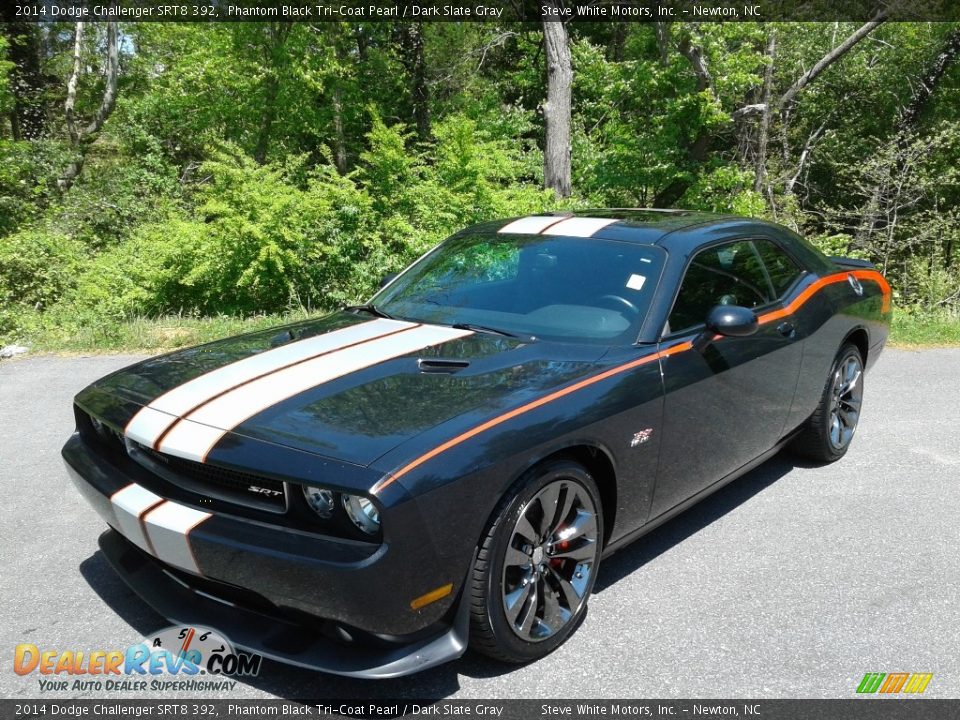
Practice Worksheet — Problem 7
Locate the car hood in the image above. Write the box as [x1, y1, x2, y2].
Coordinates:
[83, 312, 608, 467]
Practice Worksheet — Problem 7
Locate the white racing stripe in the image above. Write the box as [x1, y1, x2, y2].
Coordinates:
[158, 324, 474, 462]
[125, 318, 413, 448]
[541, 216, 618, 237]
[142, 501, 212, 575]
[155, 421, 225, 463]
[110, 484, 163, 554]
[125, 406, 178, 449]
[109, 484, 211, 575]
[497, 215, 569, 234]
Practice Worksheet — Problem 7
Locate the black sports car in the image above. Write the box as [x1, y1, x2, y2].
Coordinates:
[63, 210, 891, 677]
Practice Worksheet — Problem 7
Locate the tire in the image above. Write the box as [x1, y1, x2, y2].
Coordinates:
[469, 459, 604, 664]
[791, 342, 865, 463]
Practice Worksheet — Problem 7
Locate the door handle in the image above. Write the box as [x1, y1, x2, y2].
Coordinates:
[777, 321, 796, 338]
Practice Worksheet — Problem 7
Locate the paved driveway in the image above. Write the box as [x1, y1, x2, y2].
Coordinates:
[1, 349, 957, 699]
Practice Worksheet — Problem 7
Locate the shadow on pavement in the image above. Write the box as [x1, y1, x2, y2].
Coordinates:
[595, 451, 803, 593]
[78, 450, 806, 701]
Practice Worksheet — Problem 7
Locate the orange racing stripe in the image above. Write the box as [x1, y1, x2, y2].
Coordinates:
[758, 268, 891, 324]
[370, 268, 890, 495]
[370, 341, 693, 494]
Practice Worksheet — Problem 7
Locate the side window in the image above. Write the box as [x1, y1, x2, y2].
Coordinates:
[667, 240, 774, 334]
[752, 238, 803, 297]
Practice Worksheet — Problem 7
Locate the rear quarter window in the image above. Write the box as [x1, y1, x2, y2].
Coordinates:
[753, 238, 803, 297]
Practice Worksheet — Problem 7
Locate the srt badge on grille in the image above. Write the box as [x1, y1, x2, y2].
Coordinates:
[247, 485, 284, 498]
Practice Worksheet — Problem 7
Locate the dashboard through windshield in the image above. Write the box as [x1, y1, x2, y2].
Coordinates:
[371, 230, 666, 345]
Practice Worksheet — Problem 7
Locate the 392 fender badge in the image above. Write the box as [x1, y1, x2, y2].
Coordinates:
[631, 428, 654, 447]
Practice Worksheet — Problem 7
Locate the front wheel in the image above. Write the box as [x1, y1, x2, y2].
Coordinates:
[791, 343, 864, 462]
[469, 459, 603, 663]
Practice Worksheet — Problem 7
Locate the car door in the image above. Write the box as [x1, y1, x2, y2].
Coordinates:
[650, 238, 805, 517]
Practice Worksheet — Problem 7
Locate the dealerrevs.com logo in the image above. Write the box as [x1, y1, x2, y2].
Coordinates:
[856, 672, 933, 694]
[13, 625, 262, 693]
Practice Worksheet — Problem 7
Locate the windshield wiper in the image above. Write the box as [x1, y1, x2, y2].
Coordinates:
[452, 323, 536, 342]
[344, 303, 395, 320]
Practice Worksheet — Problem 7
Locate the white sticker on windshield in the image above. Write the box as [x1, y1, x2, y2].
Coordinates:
[626, 274, 646, 291]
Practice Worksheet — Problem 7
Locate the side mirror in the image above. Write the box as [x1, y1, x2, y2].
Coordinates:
[379, 272, 398, 289]
[705, 304, 758, 338]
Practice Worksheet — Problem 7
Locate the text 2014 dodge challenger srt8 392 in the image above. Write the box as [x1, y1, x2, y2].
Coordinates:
[63, 210, 891, 678]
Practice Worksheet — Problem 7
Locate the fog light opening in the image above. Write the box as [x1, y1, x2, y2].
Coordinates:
[303, 485, 335, 519]
[342, 494, 381, 535]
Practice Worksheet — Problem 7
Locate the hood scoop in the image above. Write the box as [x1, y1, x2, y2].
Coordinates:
[418, 358, 471, 374]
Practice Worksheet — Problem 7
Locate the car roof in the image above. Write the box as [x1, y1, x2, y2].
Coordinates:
[468, 209, 796, 255]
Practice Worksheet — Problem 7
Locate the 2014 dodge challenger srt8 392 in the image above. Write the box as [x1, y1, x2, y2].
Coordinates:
[63, 210, 891, 678]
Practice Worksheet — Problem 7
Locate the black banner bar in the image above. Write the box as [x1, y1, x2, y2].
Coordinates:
[2, 699, 958, 720]
[4, 0, 960, 23]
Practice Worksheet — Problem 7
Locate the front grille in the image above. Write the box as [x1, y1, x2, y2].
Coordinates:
[75, 405, 126, 457]
[131, 442, 287, 512]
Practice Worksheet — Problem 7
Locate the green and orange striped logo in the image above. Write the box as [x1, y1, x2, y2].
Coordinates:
[856, 672, 933, 694]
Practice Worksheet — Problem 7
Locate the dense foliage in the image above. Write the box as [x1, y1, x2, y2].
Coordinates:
[1, 21, 959, 346]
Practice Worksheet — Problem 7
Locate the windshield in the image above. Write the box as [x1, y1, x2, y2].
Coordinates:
[371, 229, 665, 345]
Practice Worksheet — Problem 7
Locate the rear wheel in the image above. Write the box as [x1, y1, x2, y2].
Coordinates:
[469, 459, 603, 663]
[791, 343, 864, 462]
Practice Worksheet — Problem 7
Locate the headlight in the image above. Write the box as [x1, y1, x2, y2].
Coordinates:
[341, 494, 381, 535]
[303, 485, 335, 519]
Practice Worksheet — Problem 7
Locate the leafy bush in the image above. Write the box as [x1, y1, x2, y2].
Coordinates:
[0, 227, 86, 309]
[0, 140, 74, 236]
[55, 118, 556, 325]
[67, 149, 375, 317]
[0, 228, 87, 342]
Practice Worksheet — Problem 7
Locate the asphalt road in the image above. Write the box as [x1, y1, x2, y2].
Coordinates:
[1, 349, 958, 700]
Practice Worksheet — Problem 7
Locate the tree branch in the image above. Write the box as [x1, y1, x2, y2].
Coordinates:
[779, 13, 888, 108]
[677, 34, 711, 92]
[896, 27, 960, 139]
[784, 120, 827, 196]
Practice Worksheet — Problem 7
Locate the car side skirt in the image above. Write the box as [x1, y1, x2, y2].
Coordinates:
[601, 433, 797, 559]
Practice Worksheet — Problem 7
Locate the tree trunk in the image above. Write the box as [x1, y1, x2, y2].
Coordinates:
[609, 22, 628, 63]
[331, 81, 347, 174]
[542, 9, 572, 199]
[407, 22, 430, 141]
[1, 20, 45, 139]
[253, 23, 292, 165]
[83, 21, 119, 137]
[654, 23, 671, 67]
[653, 31, 712, 206]
[64, 23, 85, 147]
[254, 71, 279, 165]
[754, 31, 776, 195]
[58, 21, 119, 192]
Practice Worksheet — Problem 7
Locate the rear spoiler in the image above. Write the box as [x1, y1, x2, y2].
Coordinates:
[829, 256, 875, 270]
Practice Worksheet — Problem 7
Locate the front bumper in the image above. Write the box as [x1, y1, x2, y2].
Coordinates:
[62, 432, 471, 677]
[98, 528, 469, 679]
